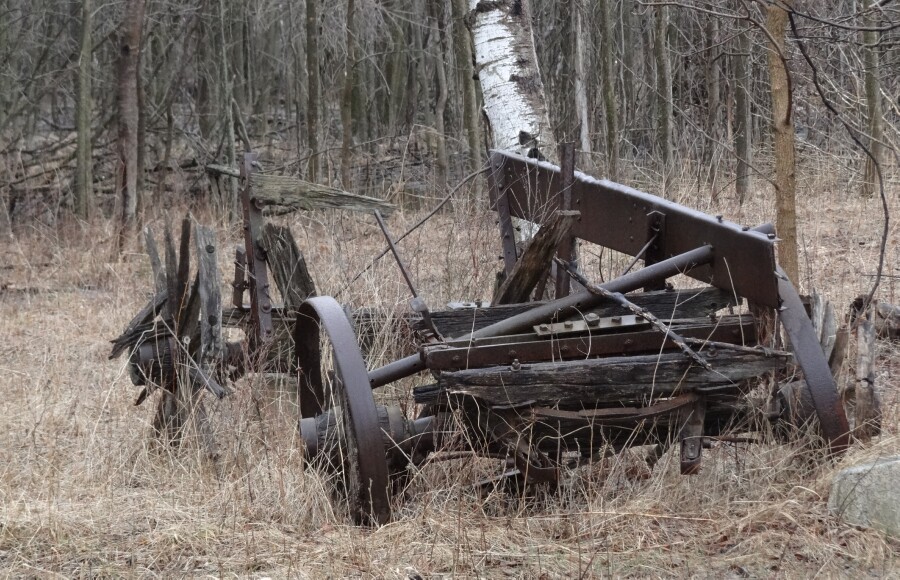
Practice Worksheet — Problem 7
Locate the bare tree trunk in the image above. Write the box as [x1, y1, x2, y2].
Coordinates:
[340, 0, 357, 189]
[734, 29, 751, 203]
[620, 0, 636, 135]
[306, 0, 321, 181]
[432, 0, 450, 187]
[452, 0, 481, 172]
[767, 2, 799, 284]
[654, 6, 673, 195]
[703, 14, 720, 174]
[571, 0, 591, 170]
[75, 0, 93, 220]
[117, 0, 145, 238]
[218, 0, 237, 218]
[598, 0, 617, 179]
[862, 0, 882, 198]
[467, 0, 554, 161]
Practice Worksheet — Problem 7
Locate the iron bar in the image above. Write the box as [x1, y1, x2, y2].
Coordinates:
[368, 244, 714, 388]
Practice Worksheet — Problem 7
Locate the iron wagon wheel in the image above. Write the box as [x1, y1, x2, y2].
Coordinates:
[294, 296, 392, 526]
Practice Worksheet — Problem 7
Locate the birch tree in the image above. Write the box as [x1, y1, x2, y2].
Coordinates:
[467, 0, 555, 162]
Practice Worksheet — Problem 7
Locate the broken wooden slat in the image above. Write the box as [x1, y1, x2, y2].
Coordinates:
[163, 224, 178, 322]
[260, 223, 316, 311]
[855, 319, 881, 440]
[250, 174, 395, 216]
[108, 290, 167, 359]
[493, 210, 579, 305]
[176, 216, 192, 323]
[195, 225, 223, 369]
[143, 226, 166, 294]
[419, 346, 792, 408]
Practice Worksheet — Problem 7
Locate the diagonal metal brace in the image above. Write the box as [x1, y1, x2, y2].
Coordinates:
[555, 258, 713, 372]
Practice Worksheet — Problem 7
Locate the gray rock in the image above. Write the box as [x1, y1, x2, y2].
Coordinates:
[829, 456, 900, 537]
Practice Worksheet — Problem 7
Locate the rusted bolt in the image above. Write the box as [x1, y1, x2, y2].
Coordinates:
[511, 359, 521, 371]
[508, 349, 517, 358]
[611, 316, 622, 324]
[261, 303, 271, 313]
[768, 233, 776, 240]
[624, 339, 634, 346]
[716, 215, 723, 222]
[560, 346, 570, 353]
[564, 320, 574, 329]
[452, 355, 461, 363]
[208, 315, 217, 326]
[206, 244, 215, 254]
[538, 324, 550, 332]
[742, 226, 750, 231]
[585, 313, 600, 327]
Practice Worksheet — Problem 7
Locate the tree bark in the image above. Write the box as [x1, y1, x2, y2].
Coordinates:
[75, 0, 93, 220]
[218, 0, 237, 218]
[467, 0, 554, 161]
[703, 13, 720, 176]
[734, 29, 751, 203]
[340, 0, 357, 189]
[117, 0, 146, 235]
[306, 0, 321, 182]
[432, 0, 450, 188]
[861, 0, 882, 198]
[598, 0, 617, 179]
[766, 2, 799, 284]
[451, 0, 481, 172]
[654, 6, 673, 195]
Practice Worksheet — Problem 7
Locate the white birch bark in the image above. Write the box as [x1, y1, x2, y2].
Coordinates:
[467, 0, 554, 162]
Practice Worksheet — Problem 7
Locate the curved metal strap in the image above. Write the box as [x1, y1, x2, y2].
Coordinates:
[776, 268, 850, 454]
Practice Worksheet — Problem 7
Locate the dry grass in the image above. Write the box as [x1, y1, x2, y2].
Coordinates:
[0, 163, 898, 578]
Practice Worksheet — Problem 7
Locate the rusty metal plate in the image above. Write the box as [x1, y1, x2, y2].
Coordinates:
[532, 313, 648, 337]
[488, 150, 779, 307]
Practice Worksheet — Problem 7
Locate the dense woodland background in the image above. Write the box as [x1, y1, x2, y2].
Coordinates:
[1, 0, 897, 237]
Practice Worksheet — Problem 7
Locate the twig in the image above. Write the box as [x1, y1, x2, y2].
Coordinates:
[336, 165, 489, 298]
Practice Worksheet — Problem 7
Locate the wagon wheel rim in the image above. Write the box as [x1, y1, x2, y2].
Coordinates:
[295, 296, 391, 526]
[775, 268, 850, 454]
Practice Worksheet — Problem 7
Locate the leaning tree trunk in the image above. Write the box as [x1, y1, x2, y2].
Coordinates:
[766, 2, 799, 284]
[467, 0, 555, 162]
[116, 0, 146, 239]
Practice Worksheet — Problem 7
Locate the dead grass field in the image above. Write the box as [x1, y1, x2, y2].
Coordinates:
[0, 159, 898, 578]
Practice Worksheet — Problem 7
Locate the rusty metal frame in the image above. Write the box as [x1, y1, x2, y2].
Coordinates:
[488, 150, 779, 307]
[239, 152, 274, 347]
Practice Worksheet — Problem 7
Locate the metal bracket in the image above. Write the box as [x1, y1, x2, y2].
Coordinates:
[679, 397, 707, 474]
[533, 314, 648, 337]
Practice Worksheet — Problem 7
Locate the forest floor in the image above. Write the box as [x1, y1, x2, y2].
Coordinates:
[0, 156, 898, 578]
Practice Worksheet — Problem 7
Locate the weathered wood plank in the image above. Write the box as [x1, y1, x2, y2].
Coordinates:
[418, 287, 738, 338]
[260, 223, 316, 311]
[143, 226, 166, 294]
[493, 211, 579, 305]
[108, 290, 167, 359]
[855, 319, 881, 440]
[195, 225, 223, 369]
[421, 346, 791, 408]
[250, 174, 395, 216]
